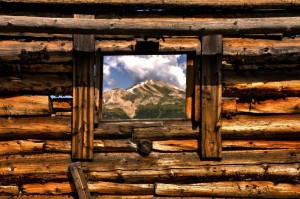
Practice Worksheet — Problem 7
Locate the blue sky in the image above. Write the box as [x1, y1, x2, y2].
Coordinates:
[103, 54, 187, 91]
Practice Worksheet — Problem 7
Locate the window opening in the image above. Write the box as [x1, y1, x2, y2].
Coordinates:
[102, 54, 187, 120]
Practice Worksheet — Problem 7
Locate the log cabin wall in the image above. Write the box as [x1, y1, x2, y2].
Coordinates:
[0, 1, 300, 198]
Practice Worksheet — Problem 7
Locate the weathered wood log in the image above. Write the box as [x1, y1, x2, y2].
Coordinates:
[88, 163, 300, 183]
[223, 71, 300, 100]
[0, 63, 72, 74]
[222, 97, 300, 114]
[152, 140, 300, 152]
[88, 182, 154, 195]
[0, 196, 228, 199]
[1, 16, 300, 35]
[0, 140, 44, 156]
[0, 40, 72, 62]
[0, 75, 72, 96]
[133, 115, 300, 140]
[89, 150, 300, 170]
[0, 37, 298, 63]
[0, 117, 70, 140]
[0, 96, 51, 116]
[155, 181, 300, 198]
[22, 182, 154, 195]
[51, 99, 72, 112]
[222, 115, 300, 140]
[22, 182, 74, 195]
[1, 0, 299, 9]
[0, 186, 19, 195]
[45, 139, 137, 153]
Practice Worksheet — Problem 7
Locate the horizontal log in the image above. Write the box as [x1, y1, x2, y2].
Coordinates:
[0, 151, 299, 183]
[0, 63, 72, 74]
[133, 115, 300, 140]
[45, 139, 137, 153]
[22, 182, 154, 195]
[223, 97, 300, 115]
[0, 117, 70, 140]
[89, 150, 300, 170]
[0, 75, 72, 96]
[152, 140, 300, 152]
[155, 181, 300, 198]
[0, 140, 44, 156]
[1, 0, 299, 9]
[1, 37, 299, 64]
[0, 186, 19, 195]
[223, 71, 300, 100]
[0, 16, 300, 35]
[0, 40, 72, 63]
[88, 182, 154, 195]
[0, 96, 51, 116]
[88, 163, 299, 183]
[0, 115, 298, 142]
[0, 196, 228, 199]
[22, 182, 74, 195]
[222, 115, 300, 140]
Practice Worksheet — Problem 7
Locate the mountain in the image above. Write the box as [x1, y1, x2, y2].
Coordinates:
[102, 79, 186, 119]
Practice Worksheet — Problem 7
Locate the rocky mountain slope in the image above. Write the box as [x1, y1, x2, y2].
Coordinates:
[103, 79, 185, 119]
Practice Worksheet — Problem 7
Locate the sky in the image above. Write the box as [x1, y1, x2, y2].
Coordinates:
[103, 54, 187, 91]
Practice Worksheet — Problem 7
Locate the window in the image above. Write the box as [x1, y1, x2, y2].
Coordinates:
[101, 54, 188, 120]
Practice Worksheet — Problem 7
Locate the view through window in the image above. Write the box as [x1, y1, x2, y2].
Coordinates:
[102, 54, 187, 119]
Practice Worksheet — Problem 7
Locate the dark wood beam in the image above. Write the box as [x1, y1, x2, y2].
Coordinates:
[0, 16, 299, 35]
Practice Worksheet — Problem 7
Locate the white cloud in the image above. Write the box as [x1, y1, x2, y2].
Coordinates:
[103, 55, 186, 90]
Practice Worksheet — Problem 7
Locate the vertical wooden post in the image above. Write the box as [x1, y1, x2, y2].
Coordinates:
[72, 14, 95, 160]
[94, 51, 103, 124]
[186, 53, 194, 120]
[193, 54, 201, 126]
[201, 35, 223, 159]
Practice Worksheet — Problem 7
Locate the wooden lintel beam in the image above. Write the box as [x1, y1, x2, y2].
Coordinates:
[0, 16, 299, 35]
[201, 35, 223, 159]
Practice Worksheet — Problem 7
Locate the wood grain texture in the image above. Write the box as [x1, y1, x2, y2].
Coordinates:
[72, 14, 95, 160]
[155, 181, 300, 198]
[0, 95, 51, 116]
[185, 54, 194, 120]
[0, 16, 299, 35]
[69, 162, 91, 199]
[0, 140, 44, 156]
[201, 35, 222, 158]
[0, 75, 72, 96]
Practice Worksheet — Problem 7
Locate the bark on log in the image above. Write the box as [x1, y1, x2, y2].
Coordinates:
[0, 75, 72, 96]
[1, 0, 299, 9]
[0, 140, 44, 156]
[0, 96, 51, 116]
[0, 117, 70, 140]
[0, 16, 300, 35]
[155, 181, 300, 198]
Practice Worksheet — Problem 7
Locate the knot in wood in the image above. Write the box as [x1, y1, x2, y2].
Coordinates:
[137, 139, 152, 156]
